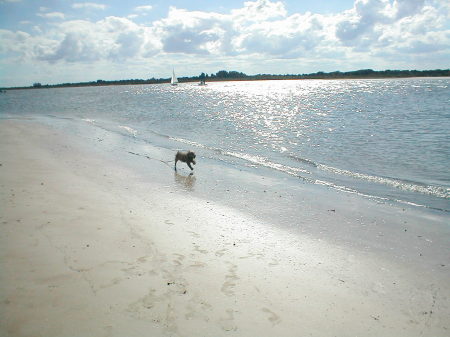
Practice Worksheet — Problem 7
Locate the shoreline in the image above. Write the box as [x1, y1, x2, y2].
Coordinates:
[1, 119, 449, 336]
[2, 73, 449, 90]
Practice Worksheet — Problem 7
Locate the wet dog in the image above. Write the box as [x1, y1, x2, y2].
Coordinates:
[175, 150, 196, 171]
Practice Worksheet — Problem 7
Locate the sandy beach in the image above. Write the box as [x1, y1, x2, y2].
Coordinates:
[1, 119, 449, 337]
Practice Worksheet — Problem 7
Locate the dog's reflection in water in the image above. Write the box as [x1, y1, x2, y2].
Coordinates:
[174, 171, 196, 191]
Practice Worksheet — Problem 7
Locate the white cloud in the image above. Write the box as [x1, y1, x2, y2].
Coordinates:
[153, 7, 232, 55]
[134, 5, 153, 12]
[334, 0, 429, 46]
[37, 12, 65, 20]
[72, 2, 107, 10]
[1, 0, 449, 76]
[0, 29, 37, 60]
[231, 0, 287, 22]
[393, 0, 425, 19]
[19, 16, 161, 63]
[234, 12, 328, 58]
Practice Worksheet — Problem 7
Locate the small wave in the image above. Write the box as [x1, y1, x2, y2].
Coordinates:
[170, 136, 208, 149]
[82, 118, 96, 124]
[318, 164, 449, 199]
[224, 151, 311, 176]
[167, 134, 449, 203]
[315, 179, 448, 211]
[45, 114, 74, 121]
[315, 179, 372, 199]
[169, 136, 311, 176]
[118, 125, 137, 137]
[287, 154, 318, 167]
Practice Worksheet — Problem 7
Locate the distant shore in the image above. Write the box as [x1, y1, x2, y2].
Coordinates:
[2, 68, 449, 90]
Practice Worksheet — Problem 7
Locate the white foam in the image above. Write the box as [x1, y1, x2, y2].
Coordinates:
[225, 151, 311, 175]
[170, 137, 206, 149]
[82, 118, 96, 124]
[318, 164, 449, 198]
[118, 125, 137, 137]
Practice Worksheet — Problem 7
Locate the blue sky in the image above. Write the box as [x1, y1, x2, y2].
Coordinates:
[1, 0, 449, 87]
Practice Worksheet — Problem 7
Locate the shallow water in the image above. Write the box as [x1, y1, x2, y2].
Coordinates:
[1, 78, 449, 212]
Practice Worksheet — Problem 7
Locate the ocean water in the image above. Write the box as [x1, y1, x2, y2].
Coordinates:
[1, 78, 449, 212]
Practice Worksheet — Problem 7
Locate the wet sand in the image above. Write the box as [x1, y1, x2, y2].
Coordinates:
[1, 120, 449, 337]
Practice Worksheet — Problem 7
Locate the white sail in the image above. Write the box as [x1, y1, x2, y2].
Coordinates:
[171, 69, 178, 85]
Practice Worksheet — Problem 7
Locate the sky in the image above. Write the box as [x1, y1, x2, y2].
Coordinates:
[0, 0, 449, 87]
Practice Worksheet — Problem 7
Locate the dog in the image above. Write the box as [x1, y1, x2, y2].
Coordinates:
[175, 150, 196, 171]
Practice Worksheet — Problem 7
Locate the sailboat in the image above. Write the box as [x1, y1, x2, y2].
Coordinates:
[171, 69, 178, 86]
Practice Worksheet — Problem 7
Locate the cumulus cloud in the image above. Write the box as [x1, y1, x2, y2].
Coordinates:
[25, 17, 161, 63]
[0, 29, 27, 54]
[134, 5, 153, 13]
[393, 0, 425, 19]
[37, 12, 65, 20]
[72, 2, 107, 10]
[234, 13, 327, 58]
[154, 7, 232, 55]
[334, 0, 429, 46]
[0, 0, 448, 71]
[231, 0, 287, 22]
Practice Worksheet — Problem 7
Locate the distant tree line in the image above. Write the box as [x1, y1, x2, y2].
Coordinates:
[3, 68, 449, 90]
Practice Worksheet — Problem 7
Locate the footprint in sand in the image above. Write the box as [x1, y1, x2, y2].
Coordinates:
[268, 258, 279, 266]
[221, 262, 239, 296]
[262, 307, 281, 325]
[189, 261, 206, 268]
[215, 248, 227, 257]
[193, 244, 208, 254]
[103, 325, 113, 337]
[219, 309, 237, 331]
[172, 253, 185, 266]
[137, 256, 147, 263]
[188, 231, 200, 238]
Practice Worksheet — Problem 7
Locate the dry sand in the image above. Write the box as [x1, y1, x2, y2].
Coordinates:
[1, 120, 449, 337]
